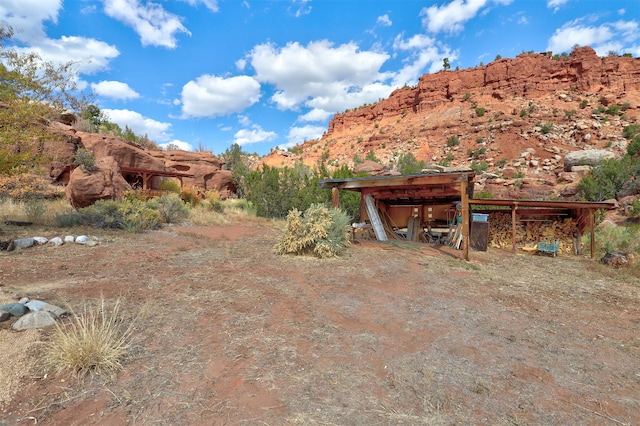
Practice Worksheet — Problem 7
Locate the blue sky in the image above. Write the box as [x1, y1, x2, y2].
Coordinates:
[1, 0, 638, 155]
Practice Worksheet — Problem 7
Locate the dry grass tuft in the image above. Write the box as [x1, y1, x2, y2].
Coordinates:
[44, 298, 137, 377]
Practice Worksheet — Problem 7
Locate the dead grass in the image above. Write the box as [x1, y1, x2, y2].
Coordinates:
[43, 298, 137, 377]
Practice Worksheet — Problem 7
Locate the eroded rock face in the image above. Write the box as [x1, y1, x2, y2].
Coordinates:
[65, 156, 131, 208]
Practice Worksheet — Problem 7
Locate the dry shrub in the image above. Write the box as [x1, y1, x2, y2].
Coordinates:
[275, 204, 351, 258]
[0, 173, 64, 200]
[44, 298, 137, 376]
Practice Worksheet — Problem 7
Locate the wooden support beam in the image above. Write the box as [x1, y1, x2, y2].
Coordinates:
[331, 187, 340, 209]
[589, 209, 596, 259]
[461, 174, 469, 261]
[511, 204, 517, 253]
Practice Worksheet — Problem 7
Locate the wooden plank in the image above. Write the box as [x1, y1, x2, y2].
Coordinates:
[470, 221, 490, 251]
[331, 187, 340, 209]
[511, 204, 517, 253]
[461, 175, 469, 261]
[364, 194, 388, 242]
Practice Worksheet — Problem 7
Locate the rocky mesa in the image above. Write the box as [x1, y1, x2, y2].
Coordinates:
[262, 47, 640, 200]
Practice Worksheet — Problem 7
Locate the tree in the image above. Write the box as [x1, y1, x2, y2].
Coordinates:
[396, 152, 426, 175]
[0, 24, 86, 174]
[442, 57, 451, 70]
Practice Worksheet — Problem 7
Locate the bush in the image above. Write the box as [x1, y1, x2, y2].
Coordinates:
[470, 160, 489, 173]
[475, 107, 486, 117]
[55, 211, 83, 227]
[446, 136, 460, 147]
[519, 109, 527, 117]
[158, 179, 181, 193]
[274, 204, 351, 258]
[628, 135, 640, 157]
[44, 298, 136, 376]
[203, 190, 224, 213]
[73, 148, 97, 171]
[540, 123, 553, 134]
[154, 193, 190, 223]
[578, 156, 640, 201]
[79, 199, 161, 232]
[23, 198, 47, 223]
[580, 100, 588, 109]
[396, 152, 426, 174]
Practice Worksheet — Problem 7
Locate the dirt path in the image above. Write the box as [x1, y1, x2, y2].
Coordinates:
[1, 220, 639, 425]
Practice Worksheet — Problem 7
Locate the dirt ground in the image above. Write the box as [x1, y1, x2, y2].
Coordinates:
[0, 219, 639, 425]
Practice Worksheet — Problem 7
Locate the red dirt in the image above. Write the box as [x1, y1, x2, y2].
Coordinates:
[1, 220, 639, 425]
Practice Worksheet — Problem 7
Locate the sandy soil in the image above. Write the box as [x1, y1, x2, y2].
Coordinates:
[1, 219, 639, 425]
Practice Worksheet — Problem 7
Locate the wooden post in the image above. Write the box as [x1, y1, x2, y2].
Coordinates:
[331, 187, 340, 209]
[461, 174, 469, 261]
[511, 203, 517, 253]
[589, 209, 596, 259]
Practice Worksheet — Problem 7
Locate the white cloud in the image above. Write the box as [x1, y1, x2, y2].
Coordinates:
[13, 36, 120, 74]
[0, 0, 60, 43]
[233, 125, 277, 146]
[289, 0, 311, 17]
[283, 125, 325, 148]
[377, 14, 392, 27]
[91, 80, 141, 100]
[299, 108, 333, 122]
[180, 0, 219, 12]
[103, 0, 190, 48]
[159, 139, 194, 151]
[421, 0, 512, 34]
[547, 19, 639, 54]
[392, 34, 455, 83]
[518, 15, 528, 25]
[618, 9, 625, 16]
[547, 0, 569, 12]
[0, 1, 119, 75]
[180, 74, 261, 118]
[102, 108, 172, 142]
[247, 40, 389, 111]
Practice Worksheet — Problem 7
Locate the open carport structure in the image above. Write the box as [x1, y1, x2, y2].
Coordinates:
[320, 171, 613, 261]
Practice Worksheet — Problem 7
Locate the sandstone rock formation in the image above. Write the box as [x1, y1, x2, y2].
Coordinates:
[260, 46, 639, 203]
[65, 156, 131, 208]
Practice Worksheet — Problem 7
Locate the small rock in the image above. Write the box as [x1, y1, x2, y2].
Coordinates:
[0, 310, 9, 322]
[13, 238, 35, 249]
[12, 311, 59, 330]
[86, 240, 99, 247]
[75, 235, 89, 244]
[48, 237, 64, 246]
[0, 303, 29, 317]
[64, 235, 75, 243]
[25, 300, 67, 317]
[33, 236, 48, 244]
[0, 240, 15, 251]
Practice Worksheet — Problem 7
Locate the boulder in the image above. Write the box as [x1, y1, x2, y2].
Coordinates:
[564, 150, 615, 171]
[33, 236, 48, 245]
[354, 160, 385, 175]
[25, 300, 67, 317]
[75, 235, 90, 244]
[0, 303, 28, 317]
[0, 310, 9, 322]
[12, 311, 58, 330]
[13, 238, 35, 249]
[65, 156, 131, 208]
[49, 237, 64, 246]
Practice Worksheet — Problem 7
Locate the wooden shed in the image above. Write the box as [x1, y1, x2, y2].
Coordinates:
[320, 171, 613, 260]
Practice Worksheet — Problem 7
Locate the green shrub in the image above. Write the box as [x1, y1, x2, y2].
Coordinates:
[446, 136, 460, 147]
[470, 160, 489, 173]
[605, 105, 621, 116]
[580, 99, 588, 109]
[153, 193, 190, 223]
[73, 148, 96, 171]
[623, 125, 640, 139]
[79, 199, 161, 232]
[274, 204, 351, 258]
[475, 107, 486, 117]
[496, 158, 508, 168]
[519, 109, 527, 117]
[540, 123, 553, 134]
[396, 152, 426, 174]
[55, 211, 83, 227]
[628, 135, 640, 157]
[565, 110, 576, 119]
[578, 156, 640, 201]
[158, 179, 181, 193]
[365, 150, 380, 163]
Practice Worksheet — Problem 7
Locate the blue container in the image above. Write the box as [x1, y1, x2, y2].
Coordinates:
[472, 213, 488, 222]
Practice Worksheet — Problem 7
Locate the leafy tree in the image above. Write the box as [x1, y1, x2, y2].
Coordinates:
[221, 143, 250, 197]
[396, 152, 426, 175]
[442, 57, 450, 70]
[0, 24, 85, 174]
[578, 156, 640, 201]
